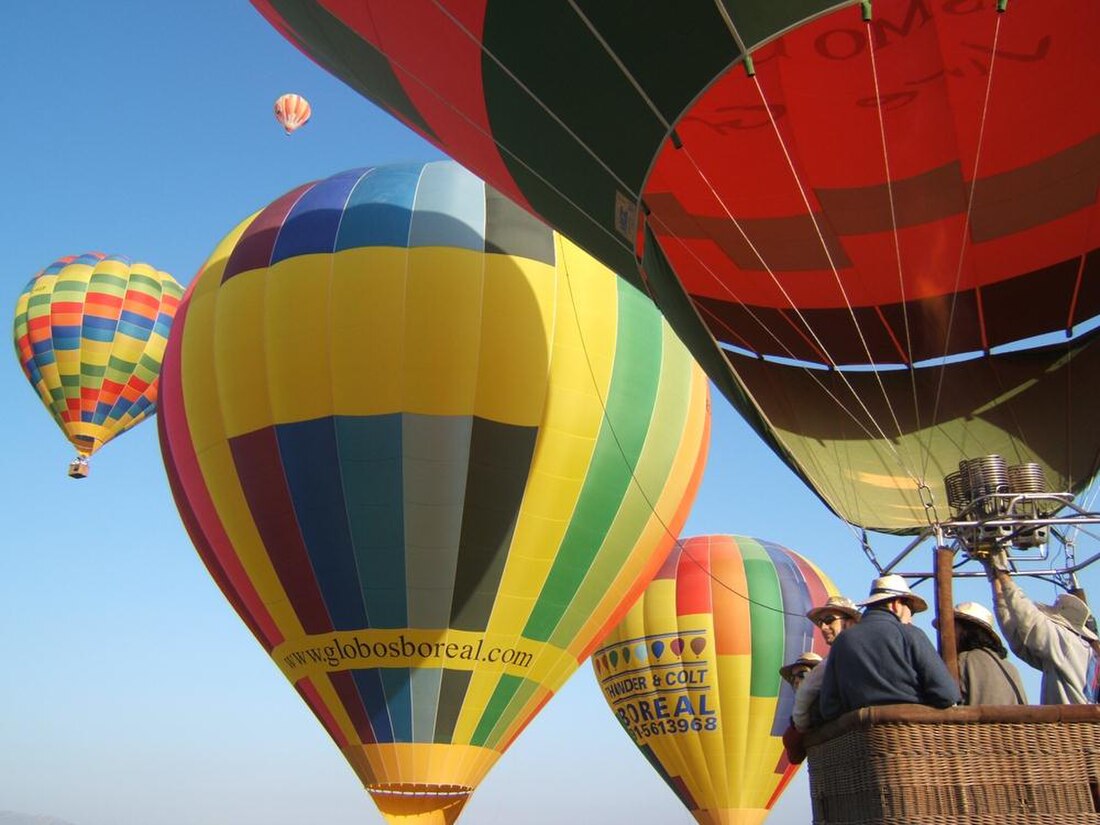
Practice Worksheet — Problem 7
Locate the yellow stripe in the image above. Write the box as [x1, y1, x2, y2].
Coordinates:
[474, 253, 556, 426]
[273, 629, 573, 686]
[330, 246, 409, 414]
[402, 246, 485, 415]
[264, 254, 336, 424]
[213, 269, 271, 438]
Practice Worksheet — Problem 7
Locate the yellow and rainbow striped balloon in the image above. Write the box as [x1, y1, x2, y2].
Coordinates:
[158, 161, 711, 824]
[13, 252, 182, 476]
[593, 535, 838, 825]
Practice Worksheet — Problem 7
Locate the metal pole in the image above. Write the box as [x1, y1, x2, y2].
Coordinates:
[934, 545, 959, 683]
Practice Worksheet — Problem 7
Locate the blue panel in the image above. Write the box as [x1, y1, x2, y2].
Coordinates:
[380, 668, 413, 743]
[336, 415, 408, 629]
[119, 310, 155, 332]
[335, 163, 424, 251]
[276, 417, 368, 630]
[764, 542, 815, 735]
[116, 320, 151, 340]
[83, 315, 119, 331]
[271, 168, 370, 264]
[81, 326, 116, 343]
[353, 668, 395, 743]
[409, 161, 486, 252]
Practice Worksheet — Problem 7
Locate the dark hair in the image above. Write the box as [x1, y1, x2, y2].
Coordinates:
[956, 620, 1007, 659]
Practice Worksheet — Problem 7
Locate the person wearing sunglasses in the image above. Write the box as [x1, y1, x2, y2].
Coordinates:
[791, 596, 862, 732]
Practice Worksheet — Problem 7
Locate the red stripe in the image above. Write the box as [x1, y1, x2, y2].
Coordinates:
[228, 426, 333, 634]
[676, 536, 713, 617]
[328, 671, 377, 745]
[296, 677, 350, 748]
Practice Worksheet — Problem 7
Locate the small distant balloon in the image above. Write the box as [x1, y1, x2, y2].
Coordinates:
[273, 93, 311, 134]
[13, 252, 182, 477]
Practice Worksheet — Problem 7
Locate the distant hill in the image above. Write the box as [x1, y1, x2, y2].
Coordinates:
[0, 813, 77, 825]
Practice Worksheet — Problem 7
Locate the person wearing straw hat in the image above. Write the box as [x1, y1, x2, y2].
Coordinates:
[791, 596, 861, 732]
[935, 601, 1027, 706]
[982, 557, 1098, 704]
[779, 651, 823, 763]
[818, 575, 960, 721]
[780, 650, 823, 690]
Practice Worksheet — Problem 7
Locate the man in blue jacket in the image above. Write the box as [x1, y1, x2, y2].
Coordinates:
[819, 574, 960, 720]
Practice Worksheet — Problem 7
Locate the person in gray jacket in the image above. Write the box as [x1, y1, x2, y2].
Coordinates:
[983, 558, 1098, 704]
[936, 601, 1027, 706]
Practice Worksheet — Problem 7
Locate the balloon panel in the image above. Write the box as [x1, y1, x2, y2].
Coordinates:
[159, 161, 711, 819]
[593, 535, 836, 824]
[13, 252, 182, 457]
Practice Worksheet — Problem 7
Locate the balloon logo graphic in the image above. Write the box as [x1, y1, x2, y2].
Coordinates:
[159, 161, 711, 824]
[593, 535, 837, 825]
[13, 252, 182, 477]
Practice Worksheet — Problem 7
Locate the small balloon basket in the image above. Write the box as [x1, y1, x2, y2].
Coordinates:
[805, 704, 1100, 824]
[68, 456, 89, 479]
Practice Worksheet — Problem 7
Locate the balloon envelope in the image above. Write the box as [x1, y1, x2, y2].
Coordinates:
[274, 92, 311, 133]
[158, 161, 711, 823]
[593, 535, 837, 825]
[13, 252, 182, 469]
[250, 0, 1100, 532]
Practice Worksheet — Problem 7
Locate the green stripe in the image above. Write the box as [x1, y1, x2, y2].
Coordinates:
[89, 273, 127, 292]
[743, 538, 784, 698]
[471, 674, 522, 747]
[128, 273, 162, 291]
[475, 675, 539, 749]
[523, 281, 662, 641]
[547, 320, 695, 650]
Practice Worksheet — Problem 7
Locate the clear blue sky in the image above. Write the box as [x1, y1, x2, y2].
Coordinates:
[4, 4, 1096, 825]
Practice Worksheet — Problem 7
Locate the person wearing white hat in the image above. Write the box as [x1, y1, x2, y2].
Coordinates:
[982, 557, 1098, 704]
[791, 595, 861, 732]
[779, 650, 823, 689]
[818, 575, 960, 721]
[934, 602, 1027, 706]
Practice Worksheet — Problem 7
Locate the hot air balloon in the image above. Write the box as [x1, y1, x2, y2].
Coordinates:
[158, 161, 711, 824]
[592, 534, 837, 825]
[13, 252, 182, 477]
[249, 0, 1100, 539]
[274, 92, 311, 134]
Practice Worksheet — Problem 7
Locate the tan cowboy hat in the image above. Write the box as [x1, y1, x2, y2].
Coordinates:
[778, 651, 823, 685]
[806, 595, 861, 624]
[858, 574, 928, 613]
[1037, 593, 1099, 642]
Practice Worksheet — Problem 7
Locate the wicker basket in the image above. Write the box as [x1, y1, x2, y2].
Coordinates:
[804, 704, 1100, 824]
